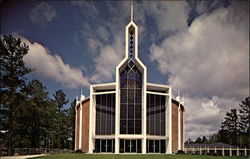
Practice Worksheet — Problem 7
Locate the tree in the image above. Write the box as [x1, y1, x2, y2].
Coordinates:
[17, 80, 56, 148]
[239, 97, 250, 133]
[221, 109, 239, 146]
[238, 97, 250, 148]
[201, 136, 208, 143]
[52, 90, 69, 149]
[53, 90, 69, 112]
[0, 34, 32, 155]
[195, 137, 202, 143]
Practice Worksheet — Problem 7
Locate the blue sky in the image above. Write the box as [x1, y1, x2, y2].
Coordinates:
[1, 0, 249, 139]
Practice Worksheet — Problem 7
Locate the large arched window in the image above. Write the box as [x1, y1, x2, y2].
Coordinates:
[120, 59, 142, 134]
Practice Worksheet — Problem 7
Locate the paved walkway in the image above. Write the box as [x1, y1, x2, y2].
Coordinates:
[1, 154, 46, 159]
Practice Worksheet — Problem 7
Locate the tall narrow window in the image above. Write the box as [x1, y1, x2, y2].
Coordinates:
[120, 61, 142, 134]
[147, 94, 166, 136]
[96, 93, 115, 135]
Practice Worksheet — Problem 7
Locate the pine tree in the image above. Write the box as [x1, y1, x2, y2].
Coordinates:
[0, 34, 32, 155]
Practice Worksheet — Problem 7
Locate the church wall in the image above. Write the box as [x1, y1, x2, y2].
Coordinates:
[81, 98, 90, 152]
[172, 101, 178, 153]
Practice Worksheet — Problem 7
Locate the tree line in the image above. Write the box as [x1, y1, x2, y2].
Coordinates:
[186, 97, 250, 148]
[0, 35, 76, 155]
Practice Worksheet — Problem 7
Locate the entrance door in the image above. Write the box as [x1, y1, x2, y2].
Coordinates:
[120, 139, 142, 153]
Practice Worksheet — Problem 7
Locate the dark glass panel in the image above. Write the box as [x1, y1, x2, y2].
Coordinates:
[128, 89, 134, 103]
[106, 120, 111, 134]
[101, 140, 106, 152]
[94, 139, 100, 153]
[160, 140, 166, 153]
[120, 120, 126, 134]
[128, 104, 134, 118]
[120, 139, 124, 153]
[128, 120, 134, 134]
[135, 120, 141, 134]
[112, 139, 115, 153]
[95, 93, 115, 135]
[131, 140, 136, 152]
[155, 140, 159, 153]
[120, 89, 127, 103]
[120, 104, 127, 119]
[125, 140, 130, 152]
[107, 139, 112, 152]
[135, 105, 141, 119]
[137, 140, 142, 153]
[146, 94, 166, 136]
[96, 119, 100, 135]
[149, 140, 154, 152]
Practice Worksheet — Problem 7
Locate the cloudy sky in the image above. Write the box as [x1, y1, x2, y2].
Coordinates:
[1, 0, 249, 140]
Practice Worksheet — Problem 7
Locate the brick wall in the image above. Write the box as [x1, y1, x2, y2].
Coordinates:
[81, 98, 90, 152]
[172, 100, 178, 153]
[172, 99, 185, 153]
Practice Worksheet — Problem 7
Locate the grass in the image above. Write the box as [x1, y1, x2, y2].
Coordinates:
[34, 153, 248, 159]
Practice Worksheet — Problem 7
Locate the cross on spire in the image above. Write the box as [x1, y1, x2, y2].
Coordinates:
[130, 0, 133, 21]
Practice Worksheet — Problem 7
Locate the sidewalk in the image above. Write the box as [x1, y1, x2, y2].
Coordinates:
[0, 154, 46, 159]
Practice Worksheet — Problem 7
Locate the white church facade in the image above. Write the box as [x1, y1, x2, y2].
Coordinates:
[74, 7, 185, 154]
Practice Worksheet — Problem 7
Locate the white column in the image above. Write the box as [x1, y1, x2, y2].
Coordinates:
[229, 146, 232, 156]
[222, 146, 224, 156]
[207, 146, 210, 154]
[88, 86, 93, 153]
[178, 104, 181, 150]
[199, 146, 202, 155]
[74, 100, 78, 150]
[237, 147, 239, 156]
[167, 88, 172, 154]
[214, 146, 217, 154]
[115, 84, 119, 154]
[244, 147, 247, 156]
[79, 101, 82, 149]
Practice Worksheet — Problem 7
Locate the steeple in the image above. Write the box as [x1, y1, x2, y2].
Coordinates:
[130, 0, 133, 22]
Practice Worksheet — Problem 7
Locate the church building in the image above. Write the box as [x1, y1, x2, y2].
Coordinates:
[74, 5, 185, 154]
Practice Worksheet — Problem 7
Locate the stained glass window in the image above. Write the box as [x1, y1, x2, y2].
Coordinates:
[120, 61, 142, 134]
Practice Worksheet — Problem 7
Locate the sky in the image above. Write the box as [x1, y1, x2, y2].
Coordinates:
[1, 0, 249, 140]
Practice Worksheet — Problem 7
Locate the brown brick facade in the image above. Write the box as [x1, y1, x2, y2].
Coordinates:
[172, 99, 184, 153]
[75, 98, 90, 152]
[81, 98, 90, 152]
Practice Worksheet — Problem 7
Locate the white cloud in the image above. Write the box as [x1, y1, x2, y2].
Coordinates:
[87, 38, 103, 53]
[150, 2, 249, 139]
[142, 1, 190, 33]
[19, 36, 90, 88]
[29, 2, 56, 27]
[90, 36, 124, 83]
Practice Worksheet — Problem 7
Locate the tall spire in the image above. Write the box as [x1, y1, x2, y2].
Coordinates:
[130, 0, 133, 21]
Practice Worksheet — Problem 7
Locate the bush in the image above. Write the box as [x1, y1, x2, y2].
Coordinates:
[176, 150, 185, 154]
[75, 150, 82, 153]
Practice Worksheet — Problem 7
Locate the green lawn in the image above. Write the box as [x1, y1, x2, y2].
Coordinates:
[35, 154, 247, 159]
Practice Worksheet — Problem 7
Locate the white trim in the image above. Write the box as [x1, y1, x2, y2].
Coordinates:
[79, 100, 82, 149]
[92, 91, 116, 95]
[91, 82, 116, 87]
[178, 102, 181, 150]
[147, 82, 171, 89]
[88, 86, 94, 153]
[74, 101, 78, 150]
[167, 87, 172, 154]
[183, 109, 185, 150]
[146, 91, 170, 96]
